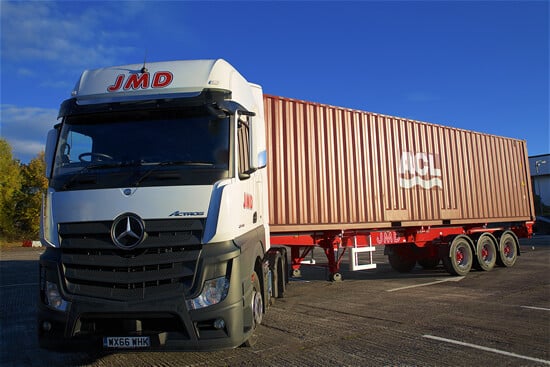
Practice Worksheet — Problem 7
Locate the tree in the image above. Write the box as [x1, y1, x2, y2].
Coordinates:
[0, 138, 22, 239]
[15, 151, 47, 237]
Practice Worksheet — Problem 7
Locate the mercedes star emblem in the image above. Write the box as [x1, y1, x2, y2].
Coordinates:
[111, 213, 146, 250]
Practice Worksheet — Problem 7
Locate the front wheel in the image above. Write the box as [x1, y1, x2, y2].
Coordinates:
[242, 271, 263, 347]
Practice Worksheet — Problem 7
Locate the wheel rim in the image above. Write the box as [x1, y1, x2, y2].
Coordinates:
[455, 245, 469, 268]
[481, 244, 494, 264]
[503, 242, 514, 259]
[455, 248, 464, 265]
[252, 290, 263, 326]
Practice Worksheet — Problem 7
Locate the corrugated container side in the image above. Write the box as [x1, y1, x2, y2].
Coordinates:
[264, 95, 535, 233]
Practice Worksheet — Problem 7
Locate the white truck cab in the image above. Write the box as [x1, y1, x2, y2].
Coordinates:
[38, 59, 285, 351]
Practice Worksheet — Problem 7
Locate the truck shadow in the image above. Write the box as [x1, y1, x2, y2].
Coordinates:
[288, 261, 471, 282]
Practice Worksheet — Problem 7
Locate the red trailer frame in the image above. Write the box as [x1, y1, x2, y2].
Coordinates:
[270, 221, 534, 281]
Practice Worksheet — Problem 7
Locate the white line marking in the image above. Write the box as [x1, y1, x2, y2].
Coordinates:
[521, 305, 550, 312]
[386, 277, 464, 292]
[0, 282, 38, 289]
[423, 335, 550, 365]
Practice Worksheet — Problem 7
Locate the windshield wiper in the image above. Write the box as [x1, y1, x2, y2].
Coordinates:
[61, 161, 142, 190]
[132, 160, 215, 187]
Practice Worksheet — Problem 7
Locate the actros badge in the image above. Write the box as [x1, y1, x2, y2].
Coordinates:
[111, 213, 146, 250]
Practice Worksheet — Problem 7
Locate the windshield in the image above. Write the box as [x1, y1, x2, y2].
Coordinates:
[51, 108, 231, 190]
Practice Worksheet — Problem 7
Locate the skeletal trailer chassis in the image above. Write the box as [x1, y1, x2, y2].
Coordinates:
[270, 222, 534, 281]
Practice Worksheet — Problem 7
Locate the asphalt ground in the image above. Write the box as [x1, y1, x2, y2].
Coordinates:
[1, 236, 549, 367]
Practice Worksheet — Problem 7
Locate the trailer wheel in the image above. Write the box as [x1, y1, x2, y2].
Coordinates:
[242, 271, 263, 347]
[388, 254, 416, 273]
[496, 231, 518, 267]
[418, 258, 440, 270]
[443, 235, 473, 276]
[473, 234, 497, 271]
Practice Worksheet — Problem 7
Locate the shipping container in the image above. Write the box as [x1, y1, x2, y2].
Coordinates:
[265, 94, 535, 232]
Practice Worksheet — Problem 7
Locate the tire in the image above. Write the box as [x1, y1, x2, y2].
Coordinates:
[473, 234, 497, 271]
[267, 253, 279, 302]
[388, 253, 416, 273]
[442, 235, 473, 276]
[241, 271, 263, 347]
[496, 231, 518, 267]
[418, 257, 440, 269]
[268, 250, 287, 298]
[276, 253, 287, 297]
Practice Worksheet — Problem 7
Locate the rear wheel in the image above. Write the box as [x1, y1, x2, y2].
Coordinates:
[443, 235, 473, 276]
[473, 234, 497, 271]
[268, 250, 287, 298]
[388, 253, 416, 273]
[496, 231, 518, 267]
[418, 257, 440, 270]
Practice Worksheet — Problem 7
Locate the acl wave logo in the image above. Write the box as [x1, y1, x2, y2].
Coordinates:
[399, 152, 443, 189]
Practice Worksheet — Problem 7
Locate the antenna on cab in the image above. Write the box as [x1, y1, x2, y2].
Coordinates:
[141, 50, 148, 73]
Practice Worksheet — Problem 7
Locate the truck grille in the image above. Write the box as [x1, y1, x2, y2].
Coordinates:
[58, 219, 203, 301]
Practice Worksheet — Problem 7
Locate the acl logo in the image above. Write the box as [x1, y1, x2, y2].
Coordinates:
[399, 152, 443, 189]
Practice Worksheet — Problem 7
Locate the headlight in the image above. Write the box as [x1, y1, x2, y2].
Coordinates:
[186, 276, 229, 310]
[45, 281, 69, 311]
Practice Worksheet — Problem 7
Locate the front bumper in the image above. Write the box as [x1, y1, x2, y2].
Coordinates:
[37, 241, 255, 351]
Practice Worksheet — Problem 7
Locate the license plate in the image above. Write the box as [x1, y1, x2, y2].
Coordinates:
[103, 336, 150, 349]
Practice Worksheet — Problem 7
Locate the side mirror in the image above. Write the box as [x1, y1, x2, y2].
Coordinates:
[45, 128, 58, 179]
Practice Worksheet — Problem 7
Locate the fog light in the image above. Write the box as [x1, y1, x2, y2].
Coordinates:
[186, 276, 229, 310]
[42, 321, 52, 331]
[213, 318, 225, 330]
[45, 281, 68, 311]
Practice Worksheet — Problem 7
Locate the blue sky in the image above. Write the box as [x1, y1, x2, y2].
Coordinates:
[1, 0, 548, 163]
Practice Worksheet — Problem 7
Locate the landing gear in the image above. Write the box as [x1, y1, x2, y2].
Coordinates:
[330, 272, 342, 282]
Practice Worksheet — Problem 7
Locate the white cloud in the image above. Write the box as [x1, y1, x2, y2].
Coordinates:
[1, 1, 139, 73]
[1, 104, 58, 162]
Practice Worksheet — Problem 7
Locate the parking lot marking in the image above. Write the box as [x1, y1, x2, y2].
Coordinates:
[521, 305, 550, 312]
[386, 277, 464, 292]
[423, 334, 550, 365]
